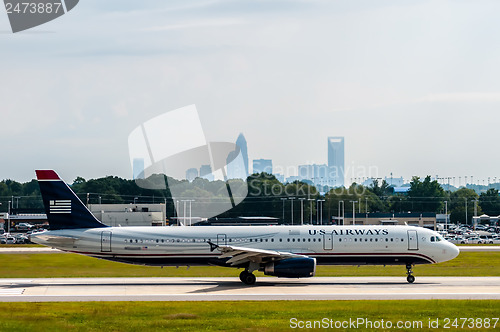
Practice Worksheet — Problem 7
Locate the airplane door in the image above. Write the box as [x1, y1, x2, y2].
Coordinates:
[101, 231, 112, 252]
[407, 230, 418, 250]
[323, 233, 333, 250]
[217, 234, 227, 246]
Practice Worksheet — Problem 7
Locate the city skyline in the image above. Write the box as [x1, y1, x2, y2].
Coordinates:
[2, 1, 500, 184]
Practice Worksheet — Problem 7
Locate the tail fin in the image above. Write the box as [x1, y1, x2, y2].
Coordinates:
[36, 170, 108, 230]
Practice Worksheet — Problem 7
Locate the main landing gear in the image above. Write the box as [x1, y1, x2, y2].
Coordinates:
[406, 263, 415, 283]
[239, 270, 256, 285]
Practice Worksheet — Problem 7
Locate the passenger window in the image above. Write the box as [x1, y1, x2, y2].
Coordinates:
[339, 238, 342, 242]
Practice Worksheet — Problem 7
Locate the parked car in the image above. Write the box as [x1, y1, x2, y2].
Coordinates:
[467, 236, 483, 244]
[5, 237, 16, 244]
[15, 223, 34, 231]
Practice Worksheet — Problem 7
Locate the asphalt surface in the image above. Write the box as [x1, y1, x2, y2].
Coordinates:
[0, 277, 499, 301]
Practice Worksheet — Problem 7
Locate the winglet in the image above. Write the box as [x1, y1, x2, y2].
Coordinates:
[207, 241, 219, 252]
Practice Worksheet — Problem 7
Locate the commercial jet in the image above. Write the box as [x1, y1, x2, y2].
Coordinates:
[31, 170, 460, 285]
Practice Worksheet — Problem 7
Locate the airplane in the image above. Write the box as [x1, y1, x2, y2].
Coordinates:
[31, 170, 460, 285]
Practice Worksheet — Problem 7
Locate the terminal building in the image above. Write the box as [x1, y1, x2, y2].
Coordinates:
[334, 212, 437, 230]
[87, 204, 167, 227]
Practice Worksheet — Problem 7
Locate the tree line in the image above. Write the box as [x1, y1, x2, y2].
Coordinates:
[1, 173, 500, 224]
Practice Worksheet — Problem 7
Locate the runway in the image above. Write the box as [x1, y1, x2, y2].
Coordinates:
[0, 277, 499, 302]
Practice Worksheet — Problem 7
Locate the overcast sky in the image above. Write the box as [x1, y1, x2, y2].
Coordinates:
[1, 0, 500, 185]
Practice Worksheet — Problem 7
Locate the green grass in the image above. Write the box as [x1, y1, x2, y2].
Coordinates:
[0, 300, 498, 331]
[0, 251, 499, 278]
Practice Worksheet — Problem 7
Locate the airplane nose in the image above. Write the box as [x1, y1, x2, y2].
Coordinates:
[448, 243, 460, 261]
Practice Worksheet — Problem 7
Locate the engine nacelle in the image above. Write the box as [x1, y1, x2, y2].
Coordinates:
[264, 257, 316, 278]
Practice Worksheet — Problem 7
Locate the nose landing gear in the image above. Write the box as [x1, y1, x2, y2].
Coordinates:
[406, 263, 415, 283]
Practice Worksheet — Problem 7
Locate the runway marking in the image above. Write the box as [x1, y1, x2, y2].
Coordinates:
[0, 289, 25, 295]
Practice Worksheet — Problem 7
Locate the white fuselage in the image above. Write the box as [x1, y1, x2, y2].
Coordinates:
[31, 225, 459, 267]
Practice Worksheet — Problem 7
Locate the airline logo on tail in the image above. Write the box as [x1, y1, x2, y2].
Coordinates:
[49, 200, 71, 214]
[4, 0, 79, 33]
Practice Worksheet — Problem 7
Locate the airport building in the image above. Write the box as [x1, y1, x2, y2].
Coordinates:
[337, 212, 437, 229]
[88, 204, 167, 227]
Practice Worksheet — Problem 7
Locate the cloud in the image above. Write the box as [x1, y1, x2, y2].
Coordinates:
[418, 92, 500, 103]
[143, 18, 245, 31]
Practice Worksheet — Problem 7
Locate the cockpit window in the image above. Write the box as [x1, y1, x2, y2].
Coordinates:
[430, 236, 435, 242]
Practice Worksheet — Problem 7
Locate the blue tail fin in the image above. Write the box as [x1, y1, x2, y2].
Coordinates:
[36, 170, 108, 230]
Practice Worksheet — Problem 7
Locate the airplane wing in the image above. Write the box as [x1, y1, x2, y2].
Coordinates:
[208, 241, 307, 266]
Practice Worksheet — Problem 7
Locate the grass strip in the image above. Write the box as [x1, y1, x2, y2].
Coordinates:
[0, 300, 498, 331]
[0, 252, 499, 278]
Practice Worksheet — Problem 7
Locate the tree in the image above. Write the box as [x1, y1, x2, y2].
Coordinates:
[479, 188, 500, 216]
[448, 188, 480, 224]
[406, 176, 444, 212]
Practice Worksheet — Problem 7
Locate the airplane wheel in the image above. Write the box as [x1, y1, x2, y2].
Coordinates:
[407, 275, 415, 283]
[239, 271, 256, 285]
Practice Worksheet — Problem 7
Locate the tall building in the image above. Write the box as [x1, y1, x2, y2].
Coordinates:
[253, 159, 273, 174]
[327, 137, 345, 187]
[186, 168, 198, 182]
[298, 164, 329, 187]
[226, 133, 249, 180]
[132, 158, 145, 180]
[236, 133, 248, 177]
[199, 164, 214, 181]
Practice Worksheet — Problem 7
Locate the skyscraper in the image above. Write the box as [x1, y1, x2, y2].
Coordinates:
[199, 164, 214, 181]
[236, 133, 248, 177]
[226, 133, 249, 180]
[132, 158, 145, 180]
[327, 137, 345, 187]
[253, 159, 273, 174]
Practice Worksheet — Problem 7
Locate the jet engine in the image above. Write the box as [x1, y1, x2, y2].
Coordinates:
[264, 257, 316, 278]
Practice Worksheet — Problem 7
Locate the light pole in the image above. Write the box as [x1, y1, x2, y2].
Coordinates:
[289, 197, 296, 225]
[181, 200, 189, 226]
[465, 198, 468, 226]
[176, 200, 180, 226]
[350, 200, 357, 225]
[338, 200, 344, 225]
[299, 198, 305, 225]
[317, 199, 325, 225]
[444, 200, 448, 228]
[281, 198, 287, 222]
[7, 201, 11, 234]
[308, 198, 314, 224]
[188, 200, 195, 226]
[134, 197, 138, 204]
